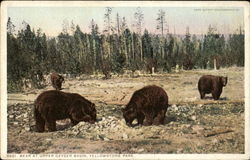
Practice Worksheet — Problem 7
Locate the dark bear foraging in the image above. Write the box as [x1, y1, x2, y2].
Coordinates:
[122, 85, 168, 126]
[198, 75, 228, 100]
[50, 72, 64, 90]
[34, 90, 96, 132]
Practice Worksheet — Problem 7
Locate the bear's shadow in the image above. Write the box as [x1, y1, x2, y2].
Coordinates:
[203, 96, 228, 100]
[30, 121, 72, 132]
[56, 120, 72, 131]
[130, 116, 177, 127]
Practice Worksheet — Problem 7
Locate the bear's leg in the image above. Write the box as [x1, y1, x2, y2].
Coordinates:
[46, 119, 57, 132]
[55, 84, 59, 90]
[36, 118, 45, 132]
[212, 91, 220, 100]
[34, 109, 45, 132]
[52, 80, 56, 89]
[200, 91, 205, 99]
[55, 81, 60, 90]
[70, 119, 79, 126]
[58, 82, 62, 90]
[137, 112, 145, 125]
[143, 113, 154, 126]
[154, 109, 166, 125]
[53, 85, 57, 90]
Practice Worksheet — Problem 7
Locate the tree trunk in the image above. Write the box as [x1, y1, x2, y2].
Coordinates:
[214, 58, 217, 70]
[140, 38, 143, 61]
[132, 35, 135, 60]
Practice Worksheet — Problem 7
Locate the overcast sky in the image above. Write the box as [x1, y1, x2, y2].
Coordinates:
[7, 6, 244, 37]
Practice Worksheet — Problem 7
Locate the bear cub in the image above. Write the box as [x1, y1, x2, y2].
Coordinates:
[50, 72, 64, 90]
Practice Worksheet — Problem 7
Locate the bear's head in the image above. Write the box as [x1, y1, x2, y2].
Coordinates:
[220, 76, 228, 87]
[87, 103, 97, 122]
[122, 104, 137, 126]
[69, 99, 96, 124]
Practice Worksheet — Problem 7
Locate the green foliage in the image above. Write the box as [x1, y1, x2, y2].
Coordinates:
[7, 17, 245, 92]
[112, 52, 126, 74]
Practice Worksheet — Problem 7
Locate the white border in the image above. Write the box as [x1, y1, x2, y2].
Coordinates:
[1, 1, 249, 160]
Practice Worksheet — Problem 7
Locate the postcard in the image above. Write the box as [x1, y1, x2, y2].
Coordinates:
[1, 1, 249, 160]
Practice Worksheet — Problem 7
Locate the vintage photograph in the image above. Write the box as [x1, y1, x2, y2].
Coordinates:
[1, 1, 249, 159]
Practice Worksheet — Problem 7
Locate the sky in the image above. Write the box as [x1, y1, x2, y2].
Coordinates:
[7, 6, 244, 37]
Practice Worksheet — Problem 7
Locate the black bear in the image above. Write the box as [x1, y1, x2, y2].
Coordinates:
[50, 72, 64, 90]
[34, 90, 96, 132]
[198, 75, 227, 100]
[122, 85, 168, 126]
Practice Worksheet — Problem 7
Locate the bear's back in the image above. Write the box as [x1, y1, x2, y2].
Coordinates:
[130, 85, 168, 108]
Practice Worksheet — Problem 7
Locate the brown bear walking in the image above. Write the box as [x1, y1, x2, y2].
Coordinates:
[122, 85, 168, 126]
[50, 72, 64, 90]
[34, 90, 96, 132]
[198, 75, 227, 100]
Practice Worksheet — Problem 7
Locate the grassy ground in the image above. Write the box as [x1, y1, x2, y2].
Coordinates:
[7, 67, 245, 154]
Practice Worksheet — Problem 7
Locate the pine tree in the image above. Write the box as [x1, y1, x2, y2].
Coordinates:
[134, 7, 144, 61]
[156, 9, 167, 36]
[7, 17, 15, 35]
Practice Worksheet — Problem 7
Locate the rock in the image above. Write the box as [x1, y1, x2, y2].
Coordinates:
[137, 148, 144, 153]
[23, 113, 28, 118]
[131, 148, 137, 152]
[191, 115, 196, 121]
[172, 104, 178, 111]
[96, 135, 101, 140]
[9, 115, 14, 119]
[78, 121, 86, 126]
[192, 125, 204, 135]
[72, 129, 79, 135]
[212, 138, 218, 144]
[24, 126, 30, 131]
[97, 135, 107, 141]
[16, 116, 22, 119]
[122, 133, 128, 139]
[103, 137, 110, 141]
[131, 148, 144, 153]
[177, 148, 183, 153]
[159, 130, 165, 134]
[110, 123, 116, 128]
[21, 150, 29, 154]
[13, 122, 18, 125]
[46, 138, 52, 141]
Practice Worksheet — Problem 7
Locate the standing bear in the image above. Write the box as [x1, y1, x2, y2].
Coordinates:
[50, 72, 64, 90]
[34, 90, 96, 132]
[122, 85, 168, 126]
[198, 75, 228, 100]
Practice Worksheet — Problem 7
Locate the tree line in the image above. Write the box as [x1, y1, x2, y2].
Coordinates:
[7, 8, 244, 92]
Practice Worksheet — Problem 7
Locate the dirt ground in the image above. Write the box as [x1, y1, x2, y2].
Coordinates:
[7, 67, 245, 154]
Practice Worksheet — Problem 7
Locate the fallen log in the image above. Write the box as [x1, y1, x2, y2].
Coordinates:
[204, 128, 234, 137]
